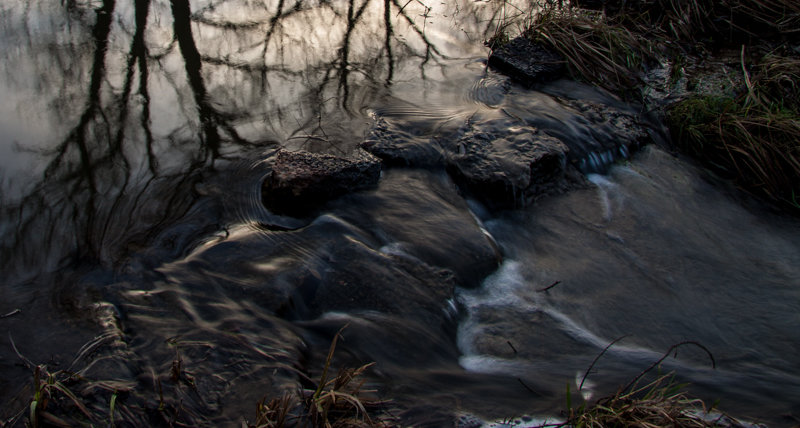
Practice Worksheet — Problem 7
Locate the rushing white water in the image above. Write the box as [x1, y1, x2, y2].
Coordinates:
[455, 145, 800, 423]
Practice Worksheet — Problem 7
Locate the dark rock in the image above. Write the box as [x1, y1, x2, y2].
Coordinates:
[557, 99, 651, 172]
[488, 36, 565, 85]
[360, 117, 445, 167]
[465, 305, 596, 360]
[502, 87, 653, 173]
[444, 119, 570, 209]
[332, 169, 503, 289]
[262, 149, 381, 216]
[310, 240, 457, 328]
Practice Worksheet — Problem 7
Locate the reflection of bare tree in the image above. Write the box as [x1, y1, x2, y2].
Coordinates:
[187, 0, 448, 114]
[121, 0, 156, 174]
[391, 0, 444, 68]
[0, 0, 513, 283]
[7, 0, 119, 271]
[1, 0, 229, 279]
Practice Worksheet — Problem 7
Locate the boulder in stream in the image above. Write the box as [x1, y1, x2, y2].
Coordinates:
[330, 169, 503, 289]
[262, 149, 381, 216]
[445, 121, 571, 209]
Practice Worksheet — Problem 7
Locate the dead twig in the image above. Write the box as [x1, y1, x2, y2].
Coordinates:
[621, 341, 715, 394]
[579, 335, 629, 390]
[9, 333, 34, 369]
[1, 308, 21, 319]
[537, 280, 562, 292]
[517, 378, 543, 396]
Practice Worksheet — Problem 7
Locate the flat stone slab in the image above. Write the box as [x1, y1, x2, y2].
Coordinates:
[488, 36, 565, 85]
[444, 119, 571, 209]
[262, 149, 381, 216]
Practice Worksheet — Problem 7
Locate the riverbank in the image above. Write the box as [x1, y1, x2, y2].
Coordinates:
[499, 0, 800, 214]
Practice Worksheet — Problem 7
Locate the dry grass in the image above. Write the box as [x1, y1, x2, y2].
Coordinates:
[524, 6, 658, 97]
[251, 394, 295, 428]
[4, 333, 132, 428]
[519, 0, 800, 211]
[556, 341, 726, 428]
[523, 0, 800, 97]
[566, 374, 720, 428]
[247, 326, 392, 428]
[667, 52, 800, 210]
[720, 0, 800, 38]
[748, 53, 800, 110]
[572, 0, 800, 43]
[21, 364, 93, 428]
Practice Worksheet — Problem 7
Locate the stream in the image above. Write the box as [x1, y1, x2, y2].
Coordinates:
[1, 0, 800, 426]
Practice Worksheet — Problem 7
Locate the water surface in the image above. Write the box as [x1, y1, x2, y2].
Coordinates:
[1, 0, 799, 426]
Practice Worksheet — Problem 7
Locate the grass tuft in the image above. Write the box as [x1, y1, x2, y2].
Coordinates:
[12, 364, 94, 428]
[558, 340, 727, 428]
[667, 90, 800, 210]
[517, 0, 800, 213]
[252, 394, 295, 428]
[524, 5, 659, 97]
[247, 326, 391, 428]
[567, 373, 719, 428]
[572, 0, 800, 43]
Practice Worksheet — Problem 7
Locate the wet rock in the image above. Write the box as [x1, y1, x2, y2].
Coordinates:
[310, 240, 457, 329]
[488, 36, 565, 86]
[464, 305, 595, 361]
[642, 51, 745, 109]
[558, 99, 651, 172]
[444, 120, 571, 209]
[262, 149, 381, 216]
[155, 211, 459, 345]
[360, 117, 445, 167]
[331, 169, 503, 289]
[500, 83, 654, 174]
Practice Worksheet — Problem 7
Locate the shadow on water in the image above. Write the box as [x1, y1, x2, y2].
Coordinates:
[2, 0, 800, 426]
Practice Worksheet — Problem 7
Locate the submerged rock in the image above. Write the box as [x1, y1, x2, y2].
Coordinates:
[262, 149, 381, 216]
[308, 239, 458, 329]
[331, 169, 503, 289]
[360, 117, 445, 167]
[488, 36, 565, 85]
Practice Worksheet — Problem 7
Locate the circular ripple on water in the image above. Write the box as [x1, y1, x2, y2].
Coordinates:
[199, 149, 309, 232]
[465, 72, 509, 108]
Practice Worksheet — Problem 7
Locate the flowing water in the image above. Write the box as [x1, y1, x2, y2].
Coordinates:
[1, 0, 800, 426]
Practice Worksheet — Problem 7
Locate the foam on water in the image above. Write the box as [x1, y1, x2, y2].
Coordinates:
[455, 257, 724, 389]
[458, 260, 614, 358]
[586, 173, 619, 222]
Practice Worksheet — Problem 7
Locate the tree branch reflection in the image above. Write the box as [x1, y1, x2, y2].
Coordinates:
[0, 0, 512, 283]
